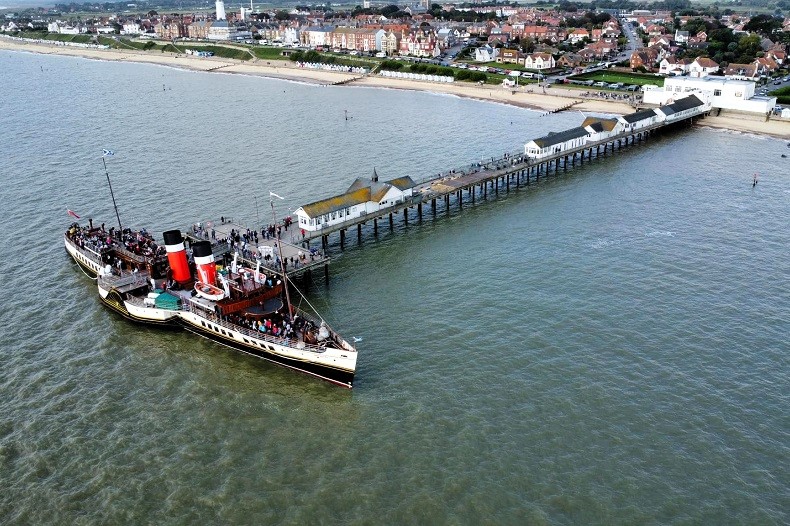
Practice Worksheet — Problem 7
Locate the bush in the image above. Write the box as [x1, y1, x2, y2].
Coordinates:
[380, 60, 403, 71]
[456, 69, 470, 80]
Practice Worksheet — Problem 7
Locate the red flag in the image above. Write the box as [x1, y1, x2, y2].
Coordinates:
[67, 209, 81, 219]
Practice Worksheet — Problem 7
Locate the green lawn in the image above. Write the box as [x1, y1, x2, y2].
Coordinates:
[250, 46, 290, 61]
[18, 31, 94, 44]
[569, 71, 664, 87]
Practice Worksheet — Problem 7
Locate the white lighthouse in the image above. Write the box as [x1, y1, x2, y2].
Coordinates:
[215, 0, 226, 20]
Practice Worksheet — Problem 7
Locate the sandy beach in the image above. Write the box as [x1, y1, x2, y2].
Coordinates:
[2, 37, 788, 139]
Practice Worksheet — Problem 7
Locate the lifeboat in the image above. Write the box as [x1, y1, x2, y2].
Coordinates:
[195, 281, 225, 301]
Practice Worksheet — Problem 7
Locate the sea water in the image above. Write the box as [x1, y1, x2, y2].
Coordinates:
[0, 51, 787, 524]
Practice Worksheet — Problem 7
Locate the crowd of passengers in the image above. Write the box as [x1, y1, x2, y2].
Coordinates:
[68, 222, 164, 259]
[225, 312, 320, 343]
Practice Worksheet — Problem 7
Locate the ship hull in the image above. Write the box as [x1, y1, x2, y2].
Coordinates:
[98, 287, 181, 327]
[64, 236, 103, 278]
[98, 284, 354, 387]
[178, 312, 355, 388]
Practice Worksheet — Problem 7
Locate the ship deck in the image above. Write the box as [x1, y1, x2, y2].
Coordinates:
[185, 219, 329, 279]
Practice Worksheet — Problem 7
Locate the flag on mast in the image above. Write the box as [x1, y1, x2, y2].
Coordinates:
[102, 149, 115, 157]
[67, 209, 81, 219]
[269, 192, 284, 200]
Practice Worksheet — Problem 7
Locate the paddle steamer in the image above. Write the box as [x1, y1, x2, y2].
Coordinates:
[64, 221, 357, 388]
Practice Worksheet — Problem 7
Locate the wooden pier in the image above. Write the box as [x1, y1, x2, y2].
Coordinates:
[185, 220, 330, 281]
[293, 110, 707, 254]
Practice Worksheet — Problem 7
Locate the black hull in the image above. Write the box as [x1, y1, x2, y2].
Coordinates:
[100, 290, 354, 388]
[181, 321, 355, 388]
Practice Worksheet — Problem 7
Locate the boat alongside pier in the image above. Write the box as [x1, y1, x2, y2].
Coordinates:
[65, 217, 357, 388]
[63, 93, 709, 390]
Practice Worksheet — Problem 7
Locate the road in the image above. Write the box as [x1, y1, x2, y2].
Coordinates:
[620, 17, 643, 62]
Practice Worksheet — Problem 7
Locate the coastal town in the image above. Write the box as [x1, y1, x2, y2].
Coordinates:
[2, 0, 789, 135]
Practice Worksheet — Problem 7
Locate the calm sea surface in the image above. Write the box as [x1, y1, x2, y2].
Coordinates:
[0, 51, 788, 524]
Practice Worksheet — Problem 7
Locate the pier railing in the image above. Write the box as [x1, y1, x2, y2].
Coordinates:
[298, 109, 707, 244]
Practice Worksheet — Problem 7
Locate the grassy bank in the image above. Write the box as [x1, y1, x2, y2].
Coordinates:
[569, 71, 664, 87]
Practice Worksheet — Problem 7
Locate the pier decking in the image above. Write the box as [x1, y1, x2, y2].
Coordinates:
[184, 98, 709, 282]
[185, 219, 330, 280]
[296, 106, 708, 253]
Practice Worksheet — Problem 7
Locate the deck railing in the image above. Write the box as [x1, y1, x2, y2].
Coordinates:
[180, 301, 347, 354]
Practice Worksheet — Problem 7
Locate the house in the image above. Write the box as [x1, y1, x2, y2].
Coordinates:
[188, 19, 212, 39]
[121, 22, 142, 35]
[282, 26, 300, 45]
[723, 63, 758, 80]
[381, 30, 401, 56]
[399, 29, 439, 57]
[301, 26, 333, 48]
[436, 28, 456, 47]
[566, 28, 589, 44]
[674, 30, 689, 44]
[524, 127, 589, 159]
[659, 56, 689, 76]
[649, 34, 674, 47]
[474, 44, 499, 62]
[294, 175, 416, 232]
[557, 53, 583, 68]
[523, 52, 555, 70]
[754, 56, 779, 75]
[688, 57, 719, 78]
[630, 50, 656, 70]
[155, 21, 185, 40]
[207, 20, 237, 41]
[497, 48, 521, 64]
[765, 48, 786, 65]
[582, 117, 623, 141]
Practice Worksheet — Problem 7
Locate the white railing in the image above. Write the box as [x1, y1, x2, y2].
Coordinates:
[181, 302, 342, 354]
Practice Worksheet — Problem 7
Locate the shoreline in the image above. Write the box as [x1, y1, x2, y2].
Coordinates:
[2, 37, 788, 140]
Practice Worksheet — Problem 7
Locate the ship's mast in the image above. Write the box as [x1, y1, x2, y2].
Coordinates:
[101, 154, 123, 233]
[269, 192, 292, 321]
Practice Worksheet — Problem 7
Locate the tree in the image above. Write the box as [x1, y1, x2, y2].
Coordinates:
[743, 14, 782, 37]
[381, 4, 399, 16]
[736, 33, 761, 62]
